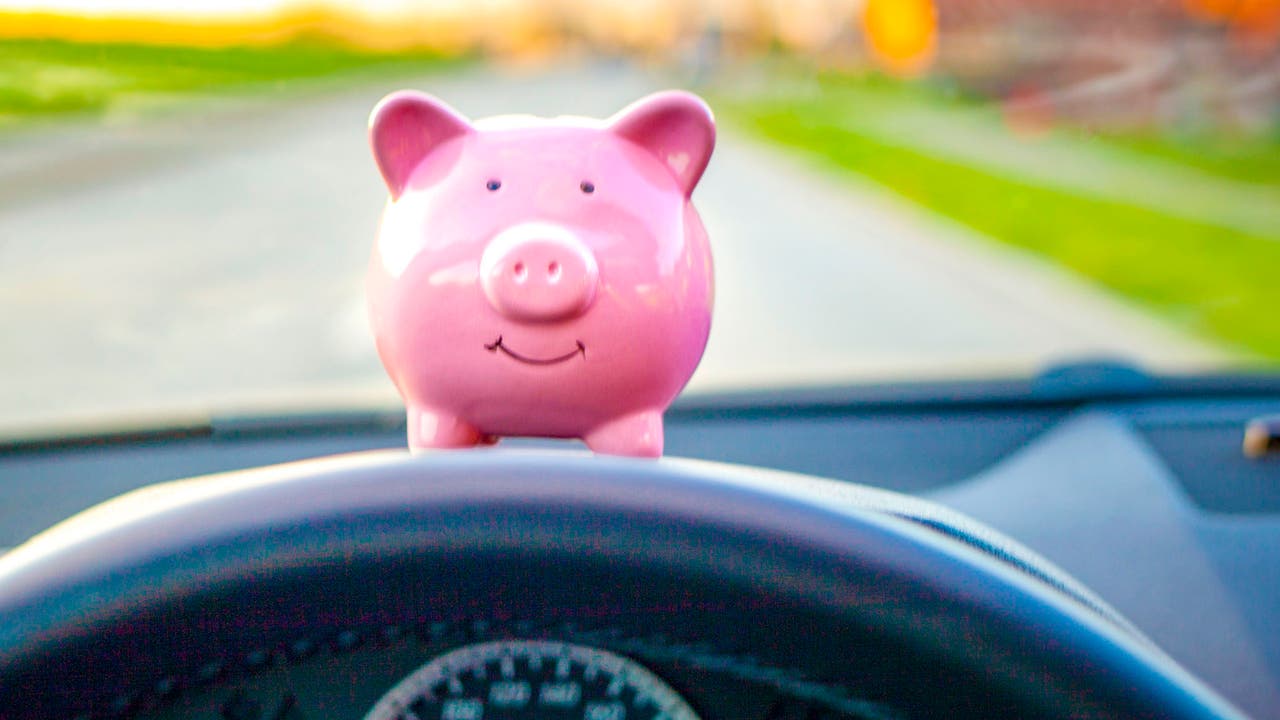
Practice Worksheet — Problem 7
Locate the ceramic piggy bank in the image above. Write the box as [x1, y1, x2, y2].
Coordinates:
[366, 90, 715, 457]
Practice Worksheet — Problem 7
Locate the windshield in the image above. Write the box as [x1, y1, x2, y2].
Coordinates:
[1, 0, 1276, 433]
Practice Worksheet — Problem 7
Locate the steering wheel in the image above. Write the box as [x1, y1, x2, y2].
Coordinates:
[0, 451, 1245, 719]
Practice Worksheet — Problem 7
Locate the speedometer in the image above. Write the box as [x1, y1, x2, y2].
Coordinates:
[365, 640, 702, 720]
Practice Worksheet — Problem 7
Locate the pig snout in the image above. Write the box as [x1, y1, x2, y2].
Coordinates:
[480, 222, 599, 322]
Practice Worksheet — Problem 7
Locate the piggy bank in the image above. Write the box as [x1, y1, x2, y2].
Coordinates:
[366, 90, 715, 457]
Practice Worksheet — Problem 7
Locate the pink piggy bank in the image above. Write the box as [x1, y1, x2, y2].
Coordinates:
[366, 90, 716, 457]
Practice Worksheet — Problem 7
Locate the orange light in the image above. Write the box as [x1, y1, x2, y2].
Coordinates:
[1234, 0, 1280, 34]
[1184, 0, 1280, 51]
[1183, 0, 1243, 21]
[862, 0, 938, 76]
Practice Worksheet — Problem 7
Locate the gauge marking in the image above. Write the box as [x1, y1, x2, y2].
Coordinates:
[538, 681, 582, 706]
[439, 698, 480, 720]
[584, 701, 626, 720]
[607, 675, 625, 697]
[364, 640, 701, 720]
[489, 680, 532, 707]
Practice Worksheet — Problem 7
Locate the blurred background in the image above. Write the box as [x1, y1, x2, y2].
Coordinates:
[0, 0, 1277, 431]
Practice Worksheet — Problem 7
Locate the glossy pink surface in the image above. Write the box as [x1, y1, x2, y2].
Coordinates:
[366, 90, 716, 457]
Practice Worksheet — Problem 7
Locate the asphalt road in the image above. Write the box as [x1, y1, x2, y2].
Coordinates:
[0, 63, 1231, 431]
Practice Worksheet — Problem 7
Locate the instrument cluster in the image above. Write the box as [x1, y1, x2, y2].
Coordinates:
[133, 619, 884, 720]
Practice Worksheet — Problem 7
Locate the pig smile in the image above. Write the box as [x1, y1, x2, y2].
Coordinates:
[485, 336, 586, 365]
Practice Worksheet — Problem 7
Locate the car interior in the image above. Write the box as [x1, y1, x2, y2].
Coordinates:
[2, 367, 1277, 718]
[1, 1, 1277, 719]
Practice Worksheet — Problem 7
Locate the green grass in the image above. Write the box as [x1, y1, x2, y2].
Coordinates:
[718, 73, 1280, 362]
[0, 38, 451, 124]
[757, 69, 1280, 186]
[1094, 129, 1280, 186]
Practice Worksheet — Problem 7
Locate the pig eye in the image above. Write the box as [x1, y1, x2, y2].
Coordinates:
[486, 179, 501, 192]
[580, 180, 595, 194]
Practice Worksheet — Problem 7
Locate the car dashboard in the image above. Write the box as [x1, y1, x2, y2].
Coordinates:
[1, 372, 1278, 719]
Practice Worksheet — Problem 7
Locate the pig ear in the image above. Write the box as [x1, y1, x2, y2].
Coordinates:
[608, 91, 715, 197]
[369, 90, 472, 199]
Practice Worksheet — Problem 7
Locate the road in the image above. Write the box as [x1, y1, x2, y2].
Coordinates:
[0, 63, 1232, 431]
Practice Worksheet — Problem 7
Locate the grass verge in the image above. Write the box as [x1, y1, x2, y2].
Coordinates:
[718, 73, 1280, 362]
[0, 38, 451, 124]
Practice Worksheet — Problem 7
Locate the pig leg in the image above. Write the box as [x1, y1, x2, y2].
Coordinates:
[406, 407, 485, 452]
[583, 410, 664, 458]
